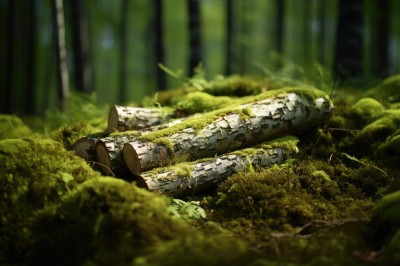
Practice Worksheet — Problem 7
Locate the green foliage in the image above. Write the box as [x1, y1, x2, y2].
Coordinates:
[168, 199, 206, 220]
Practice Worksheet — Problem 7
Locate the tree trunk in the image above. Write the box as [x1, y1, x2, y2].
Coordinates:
[122, 88, 334, 175]
[334, 0, 364, 82]
[107, 105, 174, 133]
[225, 0, 233, 75]
[52, 0, 70, 112]
[118, 0, 128, 101]
[70, 0, 93, 94]
[187, 0, 203, 76]
[153, 0, 166, 90]
[137, 137, 298, 196]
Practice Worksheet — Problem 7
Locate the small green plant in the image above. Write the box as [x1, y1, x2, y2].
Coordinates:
[169, 198, 206, 220]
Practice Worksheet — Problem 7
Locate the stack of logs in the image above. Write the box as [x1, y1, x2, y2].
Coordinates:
[73, 88, 334, 197]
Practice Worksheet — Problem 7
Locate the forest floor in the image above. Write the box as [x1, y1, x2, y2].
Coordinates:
[1, 73, 400, 265]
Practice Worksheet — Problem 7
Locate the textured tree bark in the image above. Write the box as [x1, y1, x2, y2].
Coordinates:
[107, 105, 173, 133]
[122, 89, 334, 175]
[136, 139, 296, 196]
[98, 118, 188, 175]
[73, 133, 106, 161]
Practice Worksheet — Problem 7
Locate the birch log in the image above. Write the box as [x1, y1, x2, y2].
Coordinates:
[136, 137, 298, 196]
[123, 88, 334, 175]
[97, 118, 190, 175]
[107, 105, 173, 133]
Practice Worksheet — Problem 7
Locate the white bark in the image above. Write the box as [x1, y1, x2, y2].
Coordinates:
[137, 142, 294, 196]
[107, 105, 173, 133]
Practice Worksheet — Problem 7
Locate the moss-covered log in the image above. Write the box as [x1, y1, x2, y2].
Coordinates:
[107, 105, 174, 133]
[123, 88, 334, 175]
[136, 136, 298, 196]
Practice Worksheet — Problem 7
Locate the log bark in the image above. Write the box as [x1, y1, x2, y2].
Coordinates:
[122, 88, 334, 175]
[107, 105, 173, 133]
[136, 137, 297, 196]
[73, 136, 100, 161]
[97, 118, 189, 175]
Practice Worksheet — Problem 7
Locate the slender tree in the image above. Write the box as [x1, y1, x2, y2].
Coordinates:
[225, 0, 233, 75]
[334, 0, 365, 82]
[3, 0, 15, 113]
[275, 0, 284, 55]
[25, 0, 36, 114]
[52, 0, 70, 111]
[366, 0, 388, 78]
[153, 0, 166, 90]
[70, 0, 93, 94]
[118, 0, 128, 101]
[187, 0, 203, 76]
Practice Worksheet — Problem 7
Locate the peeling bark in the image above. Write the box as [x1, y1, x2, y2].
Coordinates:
[122, 90, 334, 175]
[107, 105, 173, 133]
[137, 143, 294, 196]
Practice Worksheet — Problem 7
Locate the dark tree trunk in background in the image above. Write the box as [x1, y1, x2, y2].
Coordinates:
[2, 0, 15, 113]
[187, 0, 203, 76]
[70, 0, 93, 94]
[52, 0, 70, 111]
[368, 0, 388, 78]
[334, 0, 364, 82]
[153, 0, 166, 91]
[225, 0, 233, 75]
[275, 0, 284, 55]
[25, 0, 36, 114]
[317, 0, 326, 65]
[119, 0, 128, 101]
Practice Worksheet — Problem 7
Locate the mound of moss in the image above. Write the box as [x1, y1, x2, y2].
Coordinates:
[350, 97, 385, 125]
[211, 159, 374, 232]
[0, 137, 102, 261]
[29, 177, 251, 266]
[0, 114, 32, 140]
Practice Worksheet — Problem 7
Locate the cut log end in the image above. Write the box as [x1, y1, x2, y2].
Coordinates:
[107, 105, 119, 133]
[96, 141, 114, 175]
[122, 143, 141, 175]
[73, 137, 97, 161]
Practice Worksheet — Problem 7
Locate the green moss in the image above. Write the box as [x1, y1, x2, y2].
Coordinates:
[175, 91, 240, 114]
[0, 137, 101, 261]
[364, 74, 400, 102]
[203, 75, 272, 96]
[0, 114, 32, 140]
[211, 158, 374, 231]
[350, 97, 385, 124]
[50, 121, 103, 150]
[357, 110, 400, 144]
[29, 177, 251, 265]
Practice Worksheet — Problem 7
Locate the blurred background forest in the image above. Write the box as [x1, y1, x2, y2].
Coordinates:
[0, 0, 399, 116]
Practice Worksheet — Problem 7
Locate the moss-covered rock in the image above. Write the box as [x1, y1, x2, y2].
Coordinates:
[0, 114, 32, 140]
[364, 74, 400, 102]
[0, 137, 101, 260]
[350, 97, 385, 125]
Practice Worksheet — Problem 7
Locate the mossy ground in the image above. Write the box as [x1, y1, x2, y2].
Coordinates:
[1, 75, 400, 265]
